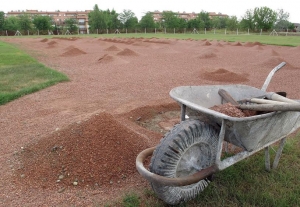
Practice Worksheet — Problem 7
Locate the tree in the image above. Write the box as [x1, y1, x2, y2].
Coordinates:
[211, 17, 224, 29]
[107, 9, 121, 30]
[64, 18, 78, 33]
[226, 16, 238, 31]
[239, 9, 255, 31]
[118, 9, 137, 29]
[161, 11, 180, 29]
[253, 7, 277, 31]
[178, 18, 187, 30]
[197, 11, 211, 29]
[0, 11, 5, 31]
[88, 4, 105, 31]
[3, 16, 19, 31]
[187, 18, 203, 29]
[32, 15, 52, 31]
[139, 12, 156, 29]
[275, 9, 291, 31]
[89, 6, 121, 32]
[18, 13, 32, 32]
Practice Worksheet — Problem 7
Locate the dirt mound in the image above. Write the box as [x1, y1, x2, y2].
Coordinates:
[202, 41, 212, 46]
[233, 42, 242, 46]
[214, 42, 224, 47]
[259, 57, 297, 70]
[61, 48, 86, 57]
[40, 38, 48, 42]
[253, 41, 263, 46]
[144, 39, 170, 44]
[48, 41, 57, 46]
[243, 42, 254, 47]
[98, 54, 115, 63]
[13, 112, 148, 190]
[117, 48, 138, 56]
[202, 68, 249, 83]
[53, 37, 80, 41]
[270, 49, 280, 56]
[104, 45, 121, 51]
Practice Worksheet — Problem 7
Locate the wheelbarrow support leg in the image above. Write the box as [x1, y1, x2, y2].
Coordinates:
[180, 104, 186, 121]
[264, 137, 286, 172]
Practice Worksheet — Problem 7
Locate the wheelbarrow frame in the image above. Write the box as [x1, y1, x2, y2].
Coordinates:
[136, 62, 300, 187]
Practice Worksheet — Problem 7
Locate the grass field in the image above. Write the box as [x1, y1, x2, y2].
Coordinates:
[97, 33, 300, 47]
[2, 32, 300, 46]
[0, 41, 69, 105]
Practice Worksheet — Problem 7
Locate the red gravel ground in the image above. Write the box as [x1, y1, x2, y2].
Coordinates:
[0, 36, 300, 206]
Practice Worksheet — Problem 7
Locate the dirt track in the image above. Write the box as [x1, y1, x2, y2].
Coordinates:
[0, 36, 300, 206]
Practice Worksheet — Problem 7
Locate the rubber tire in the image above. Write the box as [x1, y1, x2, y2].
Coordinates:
[149, 119, 219, 205]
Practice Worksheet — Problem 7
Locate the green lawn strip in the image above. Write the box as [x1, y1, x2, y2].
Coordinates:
[90, 33, 300, 47]
[1, 33, 300, 47]
[0, 41, 69, 105]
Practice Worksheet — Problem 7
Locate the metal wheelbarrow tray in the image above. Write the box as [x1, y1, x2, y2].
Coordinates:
[136, 62, 300, 205]
[171, 84, 300, 152]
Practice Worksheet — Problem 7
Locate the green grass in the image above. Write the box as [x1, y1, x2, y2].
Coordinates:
[0, 41, 69, 105]
[114, 134, 300, 207]
[95, 33, 300, 47]
[1, 31, 300, 47]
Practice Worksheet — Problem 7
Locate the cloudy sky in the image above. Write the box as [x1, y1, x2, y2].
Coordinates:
[2, 0, 299, 22]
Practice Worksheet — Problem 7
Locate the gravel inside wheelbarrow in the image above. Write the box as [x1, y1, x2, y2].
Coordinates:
[1, 37, 300, 206]
[210, 103, 247, 117]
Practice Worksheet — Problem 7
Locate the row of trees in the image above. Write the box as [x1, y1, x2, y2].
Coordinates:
[88, 5, 295, 32]
[0, 6, 296, 35]
[0, 11, 78, 35]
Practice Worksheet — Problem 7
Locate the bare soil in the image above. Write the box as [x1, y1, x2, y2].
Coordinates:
[0, 36, 300, 206]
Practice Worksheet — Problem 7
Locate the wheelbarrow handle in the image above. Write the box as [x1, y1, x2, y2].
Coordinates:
[238, 103, 300, 111]
[261, 62, 286, 92]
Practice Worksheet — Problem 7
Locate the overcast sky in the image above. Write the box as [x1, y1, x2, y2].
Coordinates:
[2, 0, 300, 23]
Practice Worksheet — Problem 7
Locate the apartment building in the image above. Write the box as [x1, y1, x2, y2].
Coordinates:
[7, 10, 91, 33]
[151, 10, 228, 22]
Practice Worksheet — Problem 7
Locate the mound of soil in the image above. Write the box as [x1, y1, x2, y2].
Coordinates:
[117, 48, 138, 56]
[13, 112, 148, 190]
[270, 49, 280, 56]
[48, 41, 57, 46]
[53, 37, 80, 41]
[40, 38, 48, 42]
[253, 41, 263, 46]
[144, 39, 170, 44]
[104, 45, 121, 51]
[203, 41, 212, 46]
[233, 42, 242, 46]
[98, 54, 115, 63]
[61, 48, 86, 57]
[202, 68, 249, 83]
[243, 42, 254, 47]
[214, 42, 224, 47]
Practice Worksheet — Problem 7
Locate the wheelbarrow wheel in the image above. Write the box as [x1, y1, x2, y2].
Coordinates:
[149, 119, 219, 205]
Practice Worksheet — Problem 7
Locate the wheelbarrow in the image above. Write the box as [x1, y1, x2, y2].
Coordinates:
[136, 62, 300, 205]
